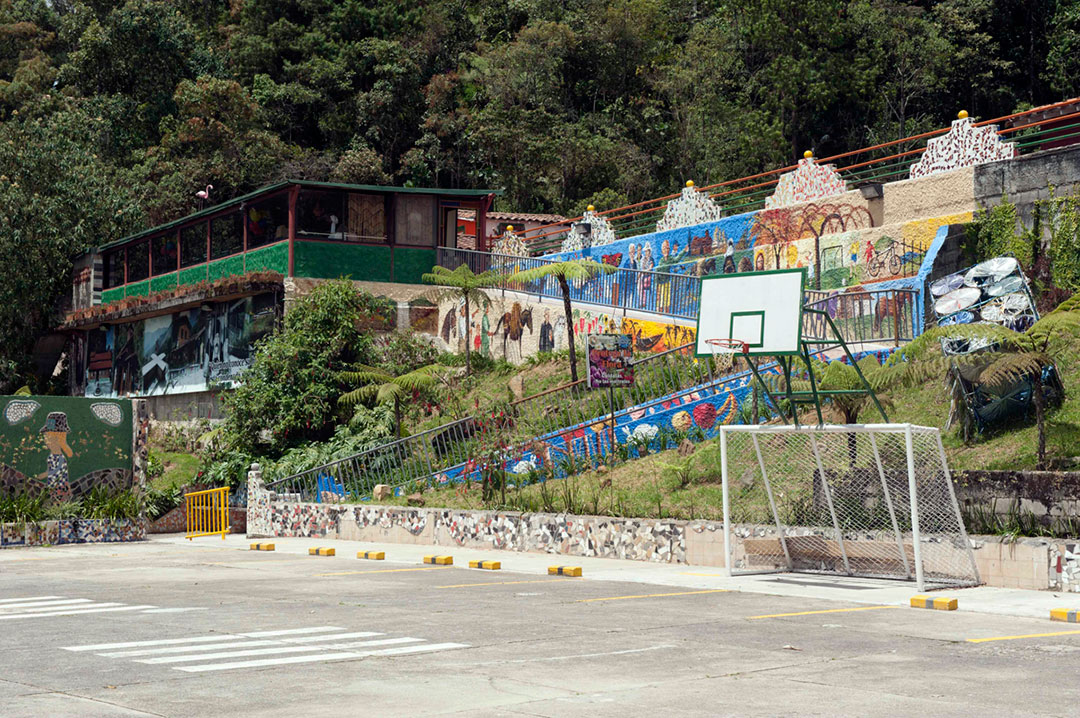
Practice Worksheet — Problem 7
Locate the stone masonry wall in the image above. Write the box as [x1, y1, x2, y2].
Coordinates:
[248, 472, 1080, 591]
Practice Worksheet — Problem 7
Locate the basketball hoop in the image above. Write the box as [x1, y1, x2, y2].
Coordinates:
[705, 338, 749, 358]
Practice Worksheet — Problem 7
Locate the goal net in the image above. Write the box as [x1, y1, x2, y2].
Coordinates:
[718, 423, 980, 589]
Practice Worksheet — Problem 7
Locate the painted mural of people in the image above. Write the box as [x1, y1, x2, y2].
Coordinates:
[755, 251, 765, 272]
[639, 244, 654, 307]
[656, 239, 674, 313]
[37, 412, 74, 503]
[624, 243, 638, 308]
[539, 309, 555, 353]
[481, 306, 492, 358]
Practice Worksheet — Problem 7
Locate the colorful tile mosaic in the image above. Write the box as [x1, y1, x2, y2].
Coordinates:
[656, 184, 723, 232]
[909, 116, 1017, 179]
[765, 155, 848, 209]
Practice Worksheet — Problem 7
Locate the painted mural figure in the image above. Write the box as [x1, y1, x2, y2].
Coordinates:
[639, 245, 654, 307]
[539, 309, 555, 353]
[480, 307, 492, 358]
[624, 244, 638, 308]
[37, 412, 74, 503]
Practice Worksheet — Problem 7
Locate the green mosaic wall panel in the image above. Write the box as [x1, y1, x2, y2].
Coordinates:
[101, 288, 124, 305]
[244, 241, 289, 275]
[393, 247, 437, 285]
[208, 254, 245, 282]
[124, 280, 150, 298]
[149, 272, 178, 294]
[0, 396, 132, 500]
[178, 265, 209, 287]
[295, 242, 392, 282]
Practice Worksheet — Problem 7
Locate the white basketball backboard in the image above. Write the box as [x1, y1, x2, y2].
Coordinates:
[694, 268, 806, 357]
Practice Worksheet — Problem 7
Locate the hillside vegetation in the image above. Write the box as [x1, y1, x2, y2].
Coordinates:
[5, 0, 1080, 387]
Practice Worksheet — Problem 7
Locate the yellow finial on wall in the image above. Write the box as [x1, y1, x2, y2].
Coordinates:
[803, 150, 814, 160]
[506, 225, 513, 232]
[586, 205, 595, 212]
[686, 180, 694, 188]
[958, 110, 969, 119]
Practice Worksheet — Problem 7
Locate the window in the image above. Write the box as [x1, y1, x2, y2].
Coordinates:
[210, 212, 243, 259]
[180, 222, 207, 267]
[297, 190, 346, 239]
[394, 194, 436, 246]
[151, 232, 178, 276]
[245, 194, 289, 249]
[127, 242, 149, 282]
[103, 250, 125, 289]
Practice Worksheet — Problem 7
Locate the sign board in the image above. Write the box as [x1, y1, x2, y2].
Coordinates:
[587, 333, 634, 388]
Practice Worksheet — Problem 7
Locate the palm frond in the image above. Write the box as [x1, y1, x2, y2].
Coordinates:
[978, 352, 1052, 387]
[338, 385, 378, 406]
[508, 259, 616, 284]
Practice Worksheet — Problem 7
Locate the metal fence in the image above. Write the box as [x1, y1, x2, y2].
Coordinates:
[437, 247, 704, 321]
[803, 288, 917, 346]
[264, 341, 729, 502]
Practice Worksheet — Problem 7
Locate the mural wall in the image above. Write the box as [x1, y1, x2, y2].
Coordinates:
[419, 289, 696, 364]
[0, 396, 133, 500]
[74, 292, 281, 398]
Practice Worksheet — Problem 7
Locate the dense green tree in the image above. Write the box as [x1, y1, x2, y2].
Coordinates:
[0, 101, 139, 391]
[221, 281, 381, 455]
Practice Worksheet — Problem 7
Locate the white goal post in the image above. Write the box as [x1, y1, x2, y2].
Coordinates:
[718, 423, 980, 590]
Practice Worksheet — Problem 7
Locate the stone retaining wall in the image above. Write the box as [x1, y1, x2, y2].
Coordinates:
[248, 470, 1080, 592]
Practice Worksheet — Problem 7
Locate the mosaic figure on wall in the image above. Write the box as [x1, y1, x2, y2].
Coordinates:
[539, 309, 555, 353]
[1, 397, 133, 501]
[37, 412, 73, 503]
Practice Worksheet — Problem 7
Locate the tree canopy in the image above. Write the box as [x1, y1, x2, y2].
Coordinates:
[3, 0, 1079, 388]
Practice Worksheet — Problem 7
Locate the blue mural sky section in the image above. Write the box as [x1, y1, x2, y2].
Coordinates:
[544, 211, 761, 277]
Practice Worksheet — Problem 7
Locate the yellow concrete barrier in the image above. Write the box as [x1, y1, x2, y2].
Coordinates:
[910, 595, 957, 611]
[548, 566, 583, 577]
[1050, 608, 1078, 623]
[249, 542, 275, 551]
[309, 547, 336, 556]
[468, 560, 500, 570]
[184, 486, 231, 540]
[358, 551, 385, 560]
[424, 555, 453, 565]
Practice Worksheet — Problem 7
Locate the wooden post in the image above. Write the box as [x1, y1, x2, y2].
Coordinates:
[287, 185, 299, 277]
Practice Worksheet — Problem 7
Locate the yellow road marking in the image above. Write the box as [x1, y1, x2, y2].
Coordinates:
[438, 578, 576, 589]
[749, 605, 898, 620]
[315, 566, 453, 577]
[966, 629, 1080, 644]
[576, 589, 730, 603]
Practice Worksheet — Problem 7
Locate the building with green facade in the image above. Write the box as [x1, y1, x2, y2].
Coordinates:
[63, 180, 498, 418]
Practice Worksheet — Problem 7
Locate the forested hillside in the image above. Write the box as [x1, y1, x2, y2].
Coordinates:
[0, 0, 1078, 389]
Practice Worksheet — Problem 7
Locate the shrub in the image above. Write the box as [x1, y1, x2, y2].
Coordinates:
[222, 280, 381, 455]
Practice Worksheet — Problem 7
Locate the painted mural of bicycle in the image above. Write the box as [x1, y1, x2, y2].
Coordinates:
[867, 239, 923, 278]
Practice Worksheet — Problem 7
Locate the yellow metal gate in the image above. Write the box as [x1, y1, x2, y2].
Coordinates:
[185, 486, 231, 540]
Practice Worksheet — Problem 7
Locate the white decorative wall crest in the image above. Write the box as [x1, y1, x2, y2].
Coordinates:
[909, 112, 1017, 179]
[561, 206, 616, 252]
[491, 227, 528, 257]
[765, 152, 848, 209]
[655, 182, 723, 232]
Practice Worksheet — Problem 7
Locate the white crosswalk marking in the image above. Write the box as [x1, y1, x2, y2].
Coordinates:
[0, 599, 93, 610]
[0, 605, 157, 620]
[173, 642, 471, 673]
[0, 595, 200, 620]
[61, 623, 471, 673]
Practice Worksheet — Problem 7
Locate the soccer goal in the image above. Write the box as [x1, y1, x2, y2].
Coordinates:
[718, 423, 980, 590]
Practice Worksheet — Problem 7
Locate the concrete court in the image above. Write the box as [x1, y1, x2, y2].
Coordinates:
[0, 536, 1078, 718]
